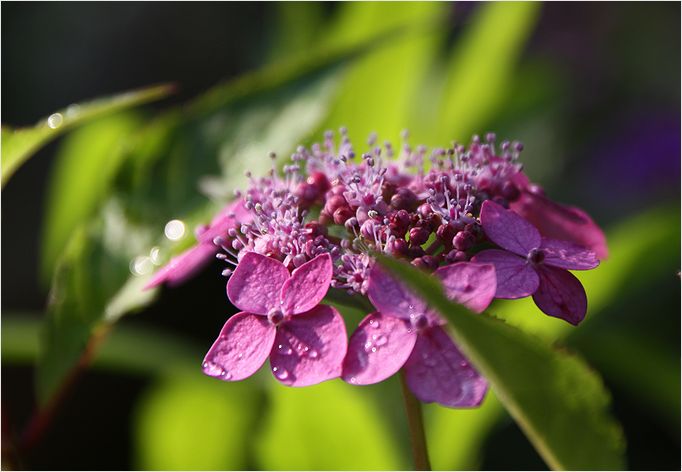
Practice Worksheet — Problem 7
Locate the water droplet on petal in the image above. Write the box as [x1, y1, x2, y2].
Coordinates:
[369, 319, 380, 329]
[202, 361, 224, 377]
[308, 349, 319, 359]
[47, 113, 63, 129]
[221, 371, 232, 380]
[459, 361, 469, 368]
[375, 335, 388, 347]
[371, 347, 377, 353]
[277, 344, 293, 355]
[349, 377, 358, 384]
[364, 341, 373, 353]
[273, 366, 289, 380]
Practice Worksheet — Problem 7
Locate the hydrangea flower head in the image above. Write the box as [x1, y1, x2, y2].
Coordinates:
[145, 129, 606, 409]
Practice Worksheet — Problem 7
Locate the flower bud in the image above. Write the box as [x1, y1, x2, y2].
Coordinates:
[307, 171, 330, 193]
[436, 224, 456, 245]
[325, 195, 348, 215]
[390, 188, 418, 211]
[409, 226, 430, 246]
[501, 181, 521, 202]
[453, 230, 475, 250]
[333, 207, 354, 225]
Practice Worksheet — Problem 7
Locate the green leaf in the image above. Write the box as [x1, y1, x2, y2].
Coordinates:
[37, 201, 158, 403]
[378, 256, 625, 470]
[255, 380, 406, 470]
[319, 2, 446, 144]
[426, 393, 505, 470]
[432, 2, 541, 143]
[41, 114, 143, 281]
[134, 375, 260, 470]
[1, 84, 172, 187]
[3, 313, 204, 377]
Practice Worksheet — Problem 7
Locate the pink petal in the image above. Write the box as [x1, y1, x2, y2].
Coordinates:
[533, 266, 588, 325]
[367, 264, 428, 321]
[280, 254, 333, 316]
[226, 252, 290, 315]
[342, 312, 418, 385]
[404, 325, 488, 408]
[480, 200, 541, 256]
[472, 249, 539, 299]
[202, 312, 276, 381]
[144, 242, 217, 290]
[510, 190, 608, 259]
[435, 262, 497, 313]
[269, 305, 348, 387]
[540, 238, 600, 270]
[197, 199, 252, 244]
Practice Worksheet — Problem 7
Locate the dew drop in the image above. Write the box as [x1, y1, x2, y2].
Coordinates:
[149, 246, 162, 265]
[371, 347, 377, 353]
[65, 104, 81, 118]
[277, 344, 292, 355]
[202, 361, 224, 377]
[130, 256, 153, 276]
[364, 341, 373, 353]
[369, 319, 380, 329]
[459, 361, 469, 368]
[221, 371, 232, 380]
[164, 219, 186, 241]
[273, 366, 289, 380]
[47, 113, 63, 129]
[308, 349, 319, 359]
[349, 377, 358, 384]
[375, 335, 388, 347]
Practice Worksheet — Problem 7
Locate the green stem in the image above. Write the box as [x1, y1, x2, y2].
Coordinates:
[399, 370, 432, 470]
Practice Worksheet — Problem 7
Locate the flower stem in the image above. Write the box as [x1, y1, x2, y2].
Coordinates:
[399, 370, 431, 471]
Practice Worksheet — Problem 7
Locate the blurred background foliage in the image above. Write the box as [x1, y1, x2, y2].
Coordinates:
[2, 2, 679, 470]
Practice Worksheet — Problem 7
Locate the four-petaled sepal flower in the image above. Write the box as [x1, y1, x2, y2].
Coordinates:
[342, 263, 495, 408]
[473, 200, 599, 325]
[203, 252, 348, 386]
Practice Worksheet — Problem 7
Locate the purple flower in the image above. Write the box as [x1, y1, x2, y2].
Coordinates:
[472, 200, 599, 325]
[342, 263, 495, 408]
[202, 252, 347, 386]
[145, 199, 251, 289]
[509, 173, 608, 259]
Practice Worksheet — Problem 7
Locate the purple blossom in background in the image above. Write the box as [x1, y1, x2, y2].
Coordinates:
[473, 200, 599, 325]
[146, 129, 606, 406]
[202, 252, 347, 386]
[342, 263, 495, 408]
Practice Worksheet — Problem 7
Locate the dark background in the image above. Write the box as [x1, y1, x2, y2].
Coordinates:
[3, 2, 680, 470]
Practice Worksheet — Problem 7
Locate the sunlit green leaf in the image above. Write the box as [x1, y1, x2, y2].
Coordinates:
[320, 2, 446, 144]
[432, 2, 540, 143]
[256, 380, 406, 470]
[134, 375, 260, 470]
[41, 114, 143, 281]
[426, 393, 505, 470]
[1, 84, 172, 187]
[3, 314, 202, 376]
[379, 256, 625, 470]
